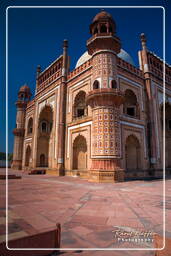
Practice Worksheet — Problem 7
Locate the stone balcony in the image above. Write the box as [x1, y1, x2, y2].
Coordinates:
[86, 88, 125, 108]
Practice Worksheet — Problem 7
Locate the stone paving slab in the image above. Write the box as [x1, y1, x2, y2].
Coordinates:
[0, 169, 171, 255]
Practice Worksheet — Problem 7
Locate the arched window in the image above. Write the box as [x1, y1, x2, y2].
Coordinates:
[100, 24, 107, 33]
[41, 121, 47, 132]
[93, 80, 100, 89]
[27, 117, 33, 135]
[73, 91, 87, 119]
[94, 27, 98, 34]
[124, 89, 139, 118]
[111, 80, 117, 89]
[109, 26, 113, 33]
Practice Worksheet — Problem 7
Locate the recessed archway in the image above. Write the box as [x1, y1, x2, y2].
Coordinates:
[73, 91, 87, 119]
[36, 105, 53, 168]
[25, 145, 31, 167]
[40, 154, 46, 167]
[93, 80, 100, 89]
[161, 103, 171, 167]
[27, 117, 33, 135]
[124, 89, 139, 118]
[125, 135, 141, 170]
[73, 135, 87, 170]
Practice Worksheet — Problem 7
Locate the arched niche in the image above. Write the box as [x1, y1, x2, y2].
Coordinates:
[36, 105, 53, 168]
[124, 89, 139, 118]
[160, 102, 171, 167]
[93, 80, 100, 89]
[73, 91, 87, 119]
[25, 145, 31, 167]
[125, 135, 141, 170]
[72, 135, 87, 170]
[27, 117, 33, 135]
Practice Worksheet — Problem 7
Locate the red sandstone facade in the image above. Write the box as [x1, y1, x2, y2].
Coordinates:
[12, 11, 171, 182]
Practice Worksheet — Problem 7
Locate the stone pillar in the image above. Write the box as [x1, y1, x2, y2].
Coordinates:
[139, 33, 157, 168]
[12, 101, 26, 170]
[87, 89, 125, 182]
[57, 40, 68, 175]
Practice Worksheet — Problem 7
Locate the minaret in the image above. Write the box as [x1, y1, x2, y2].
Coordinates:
[57, 40, 68, 175]
[86, 11, 125, 182]
[139, 33, 157, 168]
[35, 65, 41, 94]
[12, 85, 32, 170]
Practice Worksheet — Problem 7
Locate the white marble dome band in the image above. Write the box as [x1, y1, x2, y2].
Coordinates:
[75, 49, 135, 68]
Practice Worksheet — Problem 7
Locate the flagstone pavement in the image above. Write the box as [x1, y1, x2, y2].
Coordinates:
[0, 168, 171, 256]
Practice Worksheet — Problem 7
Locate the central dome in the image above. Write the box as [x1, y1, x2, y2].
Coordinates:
[75, 49, 135, 68]
[93, 11, 114, 22]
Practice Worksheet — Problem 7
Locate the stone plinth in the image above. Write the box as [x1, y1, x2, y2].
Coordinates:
[89, 169, 124, 183]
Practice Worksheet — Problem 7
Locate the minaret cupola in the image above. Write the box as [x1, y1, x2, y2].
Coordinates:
[18, 84, 32, 102]
[87, 10, 121, 55]
[90, 10, 116, 36]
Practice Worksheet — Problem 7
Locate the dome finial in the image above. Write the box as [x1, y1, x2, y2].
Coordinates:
[36, 65, 41, 78]
[140, 33, 147, 50]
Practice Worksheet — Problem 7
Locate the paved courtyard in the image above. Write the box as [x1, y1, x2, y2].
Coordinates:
[0, 169, 171, 255]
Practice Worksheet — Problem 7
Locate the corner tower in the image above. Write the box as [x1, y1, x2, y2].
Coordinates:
[86, 11, 125, 182]
[12, 85, 32, 170]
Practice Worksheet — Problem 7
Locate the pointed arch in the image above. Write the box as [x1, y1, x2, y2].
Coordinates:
[36, 104, 53, 168]
[93, 80, 100, 89]
[111, 80, 117, 89]
[73, 91, 87, 119]
[160, 102, 171, 167]
[125, 135, 141, 170]
[100, 24, 107, 33]
[25, 145, 31, 167]
[73, 135, 87, 170]
[124, 89, 139, 118]
[27, 117, 33, 135]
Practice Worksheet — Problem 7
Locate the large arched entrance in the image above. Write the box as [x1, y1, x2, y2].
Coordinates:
[161, 103, 171, 167]
[73, 135, 87, 170]
[125, 135, 141, 170]
[36, 105, 53, 168]
[25, 145, 31, 167]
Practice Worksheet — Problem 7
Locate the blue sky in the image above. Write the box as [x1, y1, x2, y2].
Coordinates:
[0, 0, 170, 154]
